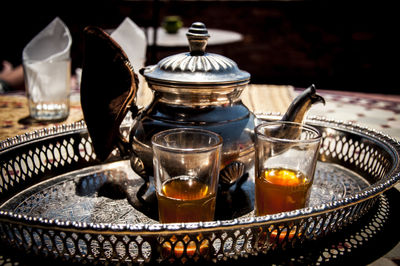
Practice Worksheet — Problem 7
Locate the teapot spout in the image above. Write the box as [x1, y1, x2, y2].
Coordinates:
[281, 84, 325, 123]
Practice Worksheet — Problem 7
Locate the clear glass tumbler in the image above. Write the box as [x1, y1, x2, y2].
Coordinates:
[152, 128, 223, 223]
[254, 121, 322, 216]
[23, 58, 71, 121]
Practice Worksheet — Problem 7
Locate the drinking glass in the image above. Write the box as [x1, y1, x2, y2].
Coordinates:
[23, 58, 71, 121]
[152, 128, 223, 223]
[254, 121, 322, 215]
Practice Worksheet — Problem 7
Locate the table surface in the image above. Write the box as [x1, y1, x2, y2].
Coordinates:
[146, 27, 243, 47]
[0, 84, 399, 265]
[2, 84, 399, 142]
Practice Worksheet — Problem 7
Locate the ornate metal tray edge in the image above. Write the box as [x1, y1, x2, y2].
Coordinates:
[0, 121, 87, 150]
[1, 116, 399, 230]
[0, 115, 399, 263]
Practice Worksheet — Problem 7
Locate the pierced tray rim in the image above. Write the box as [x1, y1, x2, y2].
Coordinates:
[0, 115, 399, 234]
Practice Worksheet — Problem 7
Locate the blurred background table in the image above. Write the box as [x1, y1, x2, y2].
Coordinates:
[146, 26, 244, 64]
[147, 27, 243, 47]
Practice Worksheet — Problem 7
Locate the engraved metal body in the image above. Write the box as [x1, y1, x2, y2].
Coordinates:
[134, 22, 253, 185]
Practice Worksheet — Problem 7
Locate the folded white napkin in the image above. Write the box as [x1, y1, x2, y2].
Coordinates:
[111, 17, 150, 107]
[111, 17, 147, 73]
[23, 17, 71, 63]
[22, 17, 72, 101]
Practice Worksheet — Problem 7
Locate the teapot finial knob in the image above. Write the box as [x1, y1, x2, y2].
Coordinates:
[186, 22, 210, 55]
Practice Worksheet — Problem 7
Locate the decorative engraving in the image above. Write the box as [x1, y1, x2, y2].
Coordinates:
[159, 53, 237, 73]
[219, 161, 245, 187]
[9, 162, 158, 225]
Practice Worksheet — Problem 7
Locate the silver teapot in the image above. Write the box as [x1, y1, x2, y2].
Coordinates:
[80, 22, 324, 191]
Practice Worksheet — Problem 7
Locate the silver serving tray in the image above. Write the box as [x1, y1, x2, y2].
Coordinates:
[0, 115, 399, 264]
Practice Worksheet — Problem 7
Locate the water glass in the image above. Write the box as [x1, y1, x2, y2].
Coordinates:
[23, 58, 71, 121]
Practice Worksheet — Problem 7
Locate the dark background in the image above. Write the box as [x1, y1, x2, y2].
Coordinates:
[1, 0, 399, 94]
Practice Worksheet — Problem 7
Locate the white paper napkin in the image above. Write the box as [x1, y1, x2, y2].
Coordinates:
[22, 17, 72, 102]
[111, 17, 147, 74]
[23, 17, 71, 63]
[111, 17, 151, 107]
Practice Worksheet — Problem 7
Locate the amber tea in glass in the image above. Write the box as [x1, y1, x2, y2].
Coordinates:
[255, 168, 312, 215]
[254, 121, 322, 216]
[157, 176, 216, 223]
[152, 128, 222, 223]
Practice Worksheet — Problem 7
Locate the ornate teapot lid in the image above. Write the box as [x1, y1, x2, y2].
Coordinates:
[142, 22, 250, 86]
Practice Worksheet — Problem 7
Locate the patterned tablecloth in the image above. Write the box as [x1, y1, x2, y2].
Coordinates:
[305, 89, 400, 141]
[0, 93, 83, 140]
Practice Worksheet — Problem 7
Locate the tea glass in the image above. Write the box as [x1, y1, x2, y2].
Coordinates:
[254, 121, 322, 216]
[151, 128, 223, 223]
